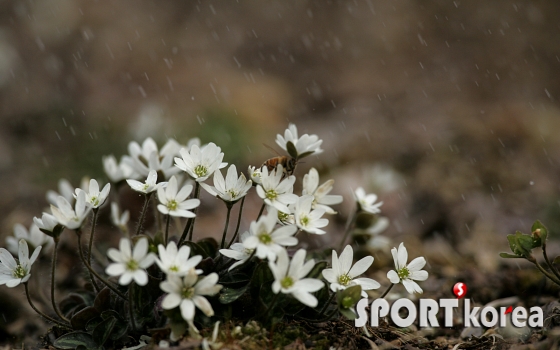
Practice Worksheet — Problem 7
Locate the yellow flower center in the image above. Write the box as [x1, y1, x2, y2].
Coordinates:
[338, 274, 352, 286]
[281, 276, 294, 289]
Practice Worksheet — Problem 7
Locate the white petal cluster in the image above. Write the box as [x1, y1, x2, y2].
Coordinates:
[76, 179, 110, 209]
[201, 165, 252, 203]
[123, 138, 182, 180]
[110, 203, 130, 233]
[275, 124, 323, 159]
[6, 223, 53, 255]
[156, 241, 202, 276]
[242, 208, 298, 261]
[322, 245, 380, 297]
[219, 232, 253, 271]
[106, 238, 156, 286]
[175, 142, 226, 182]
[127, 169, 164, 194]
[33, 212, 60, 235]
[387, 243, 428, 294]
[302, 168, 342, 214]
[103, 155, 138, 182]
[354, 187, 383, 214]
[269, 249, 324, 307]
[294, 195, 328, 234]
[247, 166, 262, 185]
[0, 239, 41, 288]
[46, 178, 88, 206]
[160, 273, 222, 322]
[50, 191, 92, 230]
[157, 176, 200, 218]
[256, 165, 298, 213]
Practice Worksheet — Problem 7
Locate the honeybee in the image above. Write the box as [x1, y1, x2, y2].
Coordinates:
[261, 156, 297, 177]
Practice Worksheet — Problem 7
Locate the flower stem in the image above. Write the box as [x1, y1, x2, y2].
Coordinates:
[227, 196, 246, 248]
[135, 193, 152, 236]
[542, 243, 560, 282]
[532, 259, 560, 286]
[50, 237, 70, 323]
[220, 203, 233, 249]
[164, 214, 171, 244]
[256, 202, 266, 220]
[380, 284, 394, 299]
[338, 209, 358, 251]
[178, 182, 200, 246]
[262, 292, 280, 322]
[24, 283, 71, 329]
[76, 231, 128, 300]
[187, 182, 201, 242]
[87, 208, 100, 292]
[128, 284, 137, 332]
[318, 291, 336, 317]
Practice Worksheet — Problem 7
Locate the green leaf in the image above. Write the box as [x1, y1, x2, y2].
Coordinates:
[219, 285, 249, 304]
[499, 252, 523, 259]
[92, 316, 117, 346]
[183, 241, 210, 259]
[71, 306, 99, 330]
[109, 320, 128, 341]
[53, 331, 99, 350]
[337, 285, 362, 307]
[296, 150, 314, 159]
[197, 237, 219, 258]
[286, 141, 298, 159]
[339, 307, 356, 320]
[85, 317, 103, 332]
[507, 231, 534, 257]
[532, 220, 548, 246]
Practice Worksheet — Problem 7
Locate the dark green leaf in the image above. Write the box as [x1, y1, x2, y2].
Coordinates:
[71, 306, 99, 330]
[197, 237, 219, 258]
[286, 141, 298, 159]
[93, 288, 111, 313]
[306, 261, 328, 279]
[507, 231, 534, 257]
[499, 252, 523, 259]
[219, 285, 249, 304]
[339, 307, 356, 320]
[85, 317, 102, 332]
[109, 320, 128, 341]
[337, 285, 362, 307]
[296, 150, 314, 159]
[100, 310, 121, 321]
[92, 316, 117, 346]
[183, 241, 210, 259]
[53, 331, 99, 350]
[532, 220, 548, 246]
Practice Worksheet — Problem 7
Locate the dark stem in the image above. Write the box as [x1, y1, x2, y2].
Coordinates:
[187, 182, 201, 242]
[227, 196, 246, 248]
[256, 202, 266, 220]
[338, 208, 358, 251]
[380, 283, 394, 299]
[532, 259, 560, 286]
[25, 283, 71, 329]
[87, 208, 100, 292]
[50, 237, 70, 323]
[318, 291, 336, 317]
[135, 193, 152, 236]
[128, 284, 137, 332]
[262, 292, 280, 321]
[543, 243, 560, 282]
[178, 182, 200, 246]
[220, 203, 233, 249]
[76, 231, 128, 300]
[164, 214, 171, 244]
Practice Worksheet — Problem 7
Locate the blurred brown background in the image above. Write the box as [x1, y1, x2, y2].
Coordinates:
[1, 0, 560, 346]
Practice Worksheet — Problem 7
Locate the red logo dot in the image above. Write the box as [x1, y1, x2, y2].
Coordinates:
[453, 282, 467, 298]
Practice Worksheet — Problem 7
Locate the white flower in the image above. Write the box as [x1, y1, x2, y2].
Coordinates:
[248, 166, 262, 185]
[256, 165, 298, 213]
[387, 243, 428, 294]
[219, 232, 254, 271]
[156, 241, 202, 276]
[123, 137, 182, 180]
[103, 155, 138, 182]
[106, 238, 155, 286]
[275, 124, 323, 159]
[200, 164, 252, 203]
[157, 176, 200, 218]
[268, 249, 324, 307]
[33, 212, 61, 235]
[174, 142, 226, 182]
[354, 187, 383, 214]
[110, 202, 130, 233]
[50, 191, 92, 230]
[322, 245, 380, 297]
[242, 208, 298, 261]
[294, 195, 328, 235]
[46, 178, 77, 206]
[0, 239, 41, 288]
[6, 224, 53, 255]
[302, 168, 342, 215]
[76, 179, 110, 209]
[126, 170, 164, 194]
[277, 207, 296, 226]
[160, 273, 223, 322]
